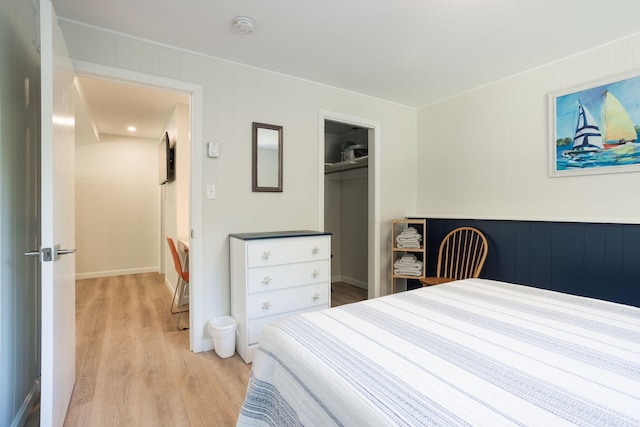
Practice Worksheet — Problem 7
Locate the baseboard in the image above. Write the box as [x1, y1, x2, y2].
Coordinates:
[331, 275, 342, 283]
[339, 276, 368, 290]
[165, 275, 174, 293]
[203, 337, 215, 352]
[11, 377, 40, 427]
[75, 266, 158, 280]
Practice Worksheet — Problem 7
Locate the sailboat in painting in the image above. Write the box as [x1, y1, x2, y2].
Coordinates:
[562, 101, 603, 156]
[601, 90, 637, 148]
[561, 91, 639, 163]
[574, 102, 605, 151]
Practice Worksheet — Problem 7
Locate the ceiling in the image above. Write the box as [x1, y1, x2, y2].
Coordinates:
[74, 76, 188, 141]
[59, 0, 640, 139]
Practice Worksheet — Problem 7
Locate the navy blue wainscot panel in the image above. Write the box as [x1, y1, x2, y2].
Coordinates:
[422, 218, 640, 307]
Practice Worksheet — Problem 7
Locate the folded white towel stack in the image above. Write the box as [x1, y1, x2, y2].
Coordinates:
[393, 254, 424, 276]
[395, 227, 422, 249]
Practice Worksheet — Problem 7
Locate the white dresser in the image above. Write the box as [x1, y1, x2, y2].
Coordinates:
[230, 231, 331, 363]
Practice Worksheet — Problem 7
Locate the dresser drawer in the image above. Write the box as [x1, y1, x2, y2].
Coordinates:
[247, 235, 330, 268]
[247, 260, 329, 293]
[248, 305, 329, 345]
[247, 282, 329, 319]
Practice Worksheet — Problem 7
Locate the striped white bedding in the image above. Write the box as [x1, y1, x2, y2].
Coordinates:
[236, 279, 640, 426]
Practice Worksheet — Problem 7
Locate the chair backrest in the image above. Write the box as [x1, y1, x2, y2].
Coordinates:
[166, 237, 188, 281]
[436, 227, 488, 280]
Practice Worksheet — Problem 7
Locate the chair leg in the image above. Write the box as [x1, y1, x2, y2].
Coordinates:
[170, 277, 182, 314]
[177, 280, 189, 330]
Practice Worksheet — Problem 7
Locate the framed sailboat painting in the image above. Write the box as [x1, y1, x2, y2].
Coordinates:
[549, 69, 640, 177]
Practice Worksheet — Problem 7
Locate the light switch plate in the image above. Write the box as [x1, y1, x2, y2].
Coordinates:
[207, 141, 219, 158]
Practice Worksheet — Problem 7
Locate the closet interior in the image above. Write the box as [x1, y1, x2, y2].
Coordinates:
[324, 120, 369, 294]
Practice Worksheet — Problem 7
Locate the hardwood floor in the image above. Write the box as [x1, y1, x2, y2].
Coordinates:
[65, 273, 250, 426]
[331, 281, 368, 307]
[63, 274, 367, 426]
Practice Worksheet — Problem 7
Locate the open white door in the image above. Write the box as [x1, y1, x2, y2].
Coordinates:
[39, 0, 76, 425]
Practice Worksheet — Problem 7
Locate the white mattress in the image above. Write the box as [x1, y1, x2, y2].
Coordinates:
[237, 279, 640, 426]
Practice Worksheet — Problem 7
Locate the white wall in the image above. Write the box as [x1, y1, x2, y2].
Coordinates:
[325, 169, 368, 288]
[58, 20, 418, 342]
[75, 134, 160, 278]
[162, 103, 190, 291]
[174, 103, 190, 239]
[325, 174, 342, 280]
[338, 168, 368, 288]
[417, 33, 640, 223]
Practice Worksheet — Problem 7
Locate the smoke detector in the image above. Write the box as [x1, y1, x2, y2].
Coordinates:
[232, 16, 256, 34]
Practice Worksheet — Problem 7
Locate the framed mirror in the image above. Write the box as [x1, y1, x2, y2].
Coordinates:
[252, 122, 283, 192]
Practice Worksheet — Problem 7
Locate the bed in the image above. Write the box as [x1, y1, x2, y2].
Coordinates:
[236, 279, 640, 426]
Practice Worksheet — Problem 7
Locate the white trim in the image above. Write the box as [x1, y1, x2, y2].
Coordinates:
[75, 267, 159, 280]
[319, 110, 382, 299]
[11, 377, 40, 427]
[72, 59, 205, 353]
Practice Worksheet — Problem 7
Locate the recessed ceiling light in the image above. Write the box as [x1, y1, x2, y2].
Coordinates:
[127, 126, 136, 132]
[232, 16, 256, 34]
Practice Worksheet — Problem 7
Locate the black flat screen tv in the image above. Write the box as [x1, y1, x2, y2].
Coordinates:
[158, 131, 175, 185]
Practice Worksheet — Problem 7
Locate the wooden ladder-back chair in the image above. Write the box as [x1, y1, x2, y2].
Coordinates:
[420, 227, 488, 286]
[167, 237, 189, 330]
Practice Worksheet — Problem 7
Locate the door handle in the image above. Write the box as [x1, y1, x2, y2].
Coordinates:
[24, 246, 75, 262]
[54, 244, 75, 260]
[24, 247, 52, 261]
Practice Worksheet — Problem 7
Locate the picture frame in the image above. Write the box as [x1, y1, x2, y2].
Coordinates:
[549, 69, 640, 177]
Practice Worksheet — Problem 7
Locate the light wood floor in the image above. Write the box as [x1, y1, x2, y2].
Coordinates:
[63, 274, 366, 426]
[331, 281, 368, 307]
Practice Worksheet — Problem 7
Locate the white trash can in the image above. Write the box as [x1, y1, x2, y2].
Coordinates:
[207, 316, 237, 359]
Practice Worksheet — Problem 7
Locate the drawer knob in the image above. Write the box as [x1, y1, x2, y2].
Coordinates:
[262, 276, 272, 286]
[262, 250, 271, 261]
[311, 269, 320, 278]
[312, 292, 320, 301]
[311, 246, 320, 256]
[262, 301, 271, 310]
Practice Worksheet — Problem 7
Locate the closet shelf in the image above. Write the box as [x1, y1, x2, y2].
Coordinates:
[324, 156, 368, 174]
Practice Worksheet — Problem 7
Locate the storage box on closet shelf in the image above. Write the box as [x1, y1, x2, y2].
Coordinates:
[393, 227, 424, 276]
[342, 144, 368, 161]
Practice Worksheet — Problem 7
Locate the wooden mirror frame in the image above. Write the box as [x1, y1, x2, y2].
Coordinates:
[252, 122, 283, 192]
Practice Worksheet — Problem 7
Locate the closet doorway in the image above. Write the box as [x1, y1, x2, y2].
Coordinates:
[323, 119, 371, 298]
